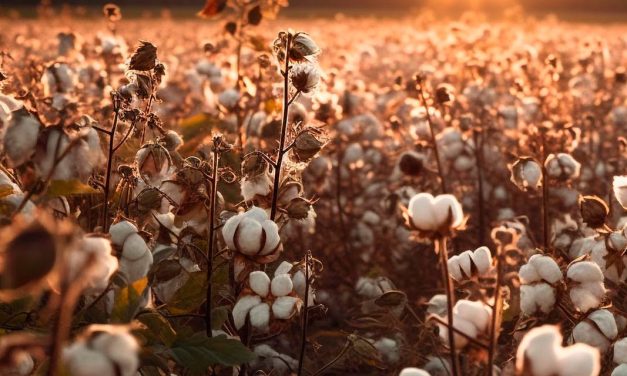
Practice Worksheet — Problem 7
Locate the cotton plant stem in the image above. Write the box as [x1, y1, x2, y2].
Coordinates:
[297, 251, 312, 376]
[270, 34, 292, 221]
[437, 236, 460, 376]
[540, 130, 550, 252]
[205, 143, 220, 337]
[418, 85, 447, 194]
[473, 128, 486, 246]
[487, 247, 503, 376]
[102, 105, 120, 231]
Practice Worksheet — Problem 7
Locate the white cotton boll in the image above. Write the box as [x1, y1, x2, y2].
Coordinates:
[272, 296, 300, 319]
[4, 110, 41, 167]
[614, 176, 627, 209]
[572, 309, 617, 352]
[249, 302, 270, 330]
[570, 236, 597, 259]
[432, 194, 464, 229]
[568, 261, 605, 283]
[473, 247, 492, 274]
[249, 271, 271, 297]
[448, 257, 463, 281]
[64, 344, 116, 376]
[454, 155, 475, 172]
[222, 213, 242, 251]
[236, 217, 263, 254]
[454, 300, 491, 332]
[612, 364, 627, 376]
[427, 294, 448, 317]
[519, 263, 541, 284]
[218, 88, 240, 110]
[545, 153, 581, 180]
[122, 233, 149, 261]
[90, 332, 139, 376]
[399, 368, 431, 376]
[232, 295, 262, 329]
[373, 337, 399, 364]
[438, 316, 476, 348]
[437, 128, 464, 160]
[109, 221, 138, 246]
[516, 325, 562, 376]
[457, 251, 473, 277]
[275, 261, 293, 276]
[119, 251, 152, 283]
[408, 193, 437, 231]
[570, 281, 605, 313]
[558, 344, 601, 376]
[614, 338, 627, 364]
[521, 283, 556, 315]
[240, 174, 272, 201]
[260, 220, 280, 255]
[271, 274, 293, 297]
[73, 237, 118, 293]
[529, 255, 563, 284]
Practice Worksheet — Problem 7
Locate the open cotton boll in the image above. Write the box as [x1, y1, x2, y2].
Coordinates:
[567, 261, 606, 312]
[438, 316, 477, 348]
[454, 300, 492, 332]
[568, 261, 605, 283]
[4, 109, 41, 168]
[271, 274, 293, 297]
[516, 325, 562, 376]
[614, 338, 627, 364]
[408, 192, 463, 234]
[249, 271, 271, 297]
[249, 303, 271, 330]
[558, 344, 601, 376]
[399, 368, 431, 376]
[528, 254, 563, 284]
[109, 221, 138, 246]
[572, 309, 617, 352]
[612, 176, 627, 210]
[427, 294, 448, 317]
[612, 364, 627, 376]
[232, 295, 262, 329]
[520, 283, 556, 315]
[64, 344, 116, 376]
[449, 247, 492, 281]
[221, 207, 281, 258]
[272, 296, 300, 319]
[241, 173, 273, 201]
[591, 232, 627, 282]
[70, 237, 118, 294]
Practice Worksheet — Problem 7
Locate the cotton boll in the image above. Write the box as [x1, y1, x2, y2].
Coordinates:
[64, 344, 116, 376]
[399, 368, 430, 376]
[519, 263, 541, 284]
[249, 271, 271, 297]
[109, 221, 138, 246]
[408, 193, 437, 231]
[529, 255, 563, 284]
[423, 356, 451, 376]
[249, 302, 271, 330]
[427, 294, 448, 317]
[373, 337, 399, 364]
[218, 88, 240, 110]
[271, 274, 293, 297]
[614, 176, 627, 209]
[516, 325, 562, 376]
[612, 364, 627, 376]
[71, 237, 118, 294]
[568, 261, 605, 283]
[4, 109, 41, 167]
[572, 309, 617, 352]
[558, 344, 601, 376]
[454, 300, 491, 332]
[570, 236, 597, 259]
[272, 296, 300, 319]
[235, 217, 263, 254]
[221, 207, 281, 259]
[241, 174, 273, 201]
[520, 283, 556, 315]
[570, 281, 606, 313]
[613, 338, 627, 364]
[90, 331, 140, 376]
[438, 316, 477, 348]
[232, 295, 262, 329]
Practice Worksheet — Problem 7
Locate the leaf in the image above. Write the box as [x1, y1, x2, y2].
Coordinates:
[111, 277, 149, 323]
[136, 310, 177, 347]
[166, 272, 207, 315]
[374, 290, 407, 307]
[168, 333, 256, 371]
[197, 0, 227, 18]
[47, 180, 97, 196]
[0, 184, 14, 199]
[211, 305, 229, 330]
[247, 5, 262, 26]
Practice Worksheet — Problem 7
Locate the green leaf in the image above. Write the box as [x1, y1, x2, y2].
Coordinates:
[111, 277, 148, 323]
[136, 309, 177, 347]
[168, 333, 256, 371]
[47, 180, 97, 196]
[166, 272, 207, 315]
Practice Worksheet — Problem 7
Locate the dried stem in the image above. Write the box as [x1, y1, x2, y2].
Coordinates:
[269, 34, 292, 221]
[487, 246, 503, 375]
[297, 251, 312, 376]
[540, 129, 550, 251]
[473, 127, 486, 246]
[101, 101, 120, 231]
[205, 139, 221, 337]
[418, 83, 448, 194]
[436, 236, 460, 376]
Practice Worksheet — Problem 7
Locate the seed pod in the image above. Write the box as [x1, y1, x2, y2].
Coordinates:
[292, 131, 323, 162]
[136, 187, 162, 214]
[129, 41, 157, 71]
[286, 197, 311, 220]
[579, 195, 608, 229]
[398, 152, 424, 176]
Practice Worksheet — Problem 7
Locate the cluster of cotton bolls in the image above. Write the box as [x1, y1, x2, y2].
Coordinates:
[232, 261, 303, 331]
[63, 325, 139, 376]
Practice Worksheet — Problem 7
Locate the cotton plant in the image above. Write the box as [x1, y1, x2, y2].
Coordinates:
[231, 264, 303, 331]
[516, 325, 600, 376]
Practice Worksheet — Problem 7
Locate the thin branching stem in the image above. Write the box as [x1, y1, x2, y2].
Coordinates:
[473, 127, 486, 246]
[102, 103, 120, 231]
[205, 140, 221, 337]
[418, 83, 448, 194]
[487, 246, 503, 375]
[540, 129, 550, 251]
[437, 236, 460, 376]
[269, 34, 292, 221]
[297, 251, 312, 376]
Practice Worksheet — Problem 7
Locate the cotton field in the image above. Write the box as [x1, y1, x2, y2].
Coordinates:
[0, 1, 626, 375]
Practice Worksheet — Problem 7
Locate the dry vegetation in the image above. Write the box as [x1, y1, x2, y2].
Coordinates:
[0, 1, 626, 375]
